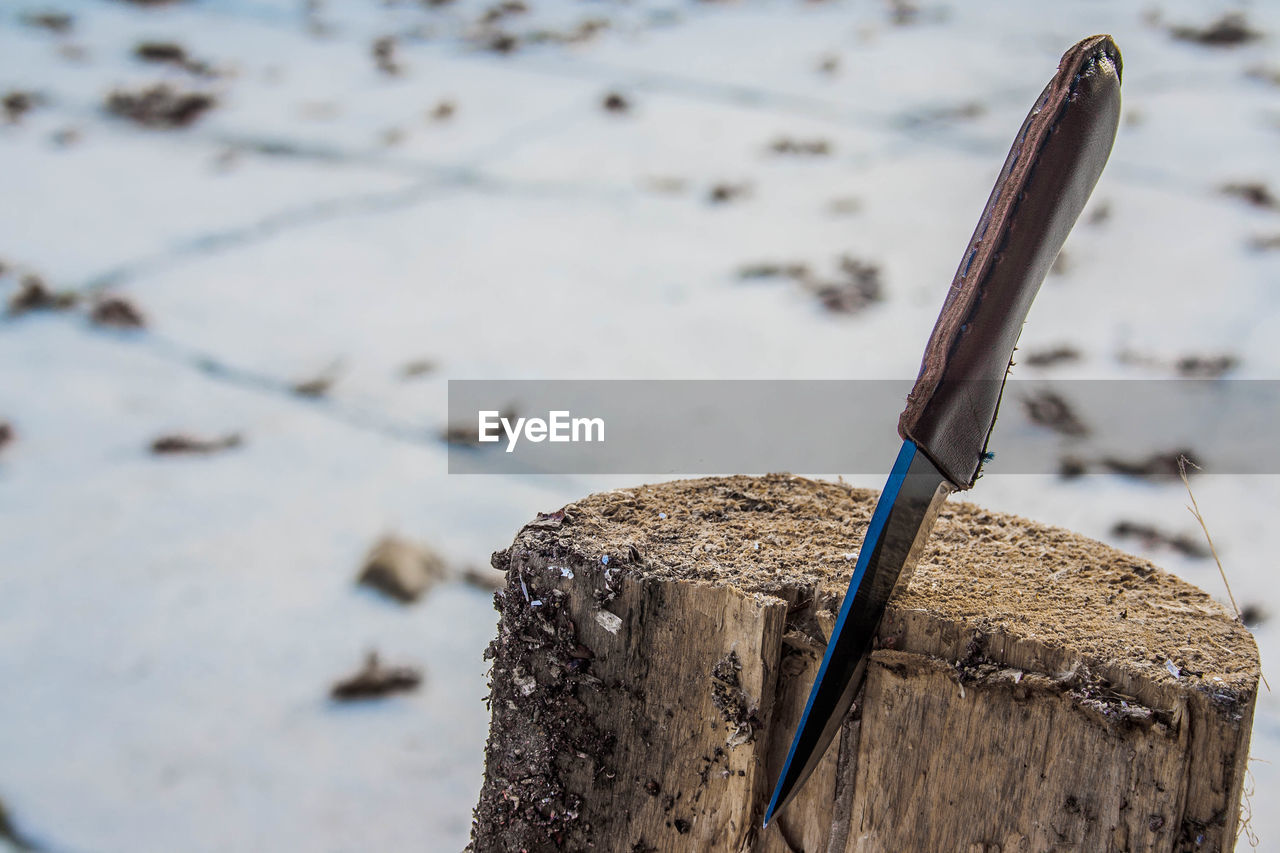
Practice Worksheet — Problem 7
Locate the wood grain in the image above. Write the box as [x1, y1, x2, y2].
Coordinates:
[469, 475, 1258, 852]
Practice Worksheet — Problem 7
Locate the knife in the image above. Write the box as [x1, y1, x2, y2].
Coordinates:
[763, 34, 1122, 826]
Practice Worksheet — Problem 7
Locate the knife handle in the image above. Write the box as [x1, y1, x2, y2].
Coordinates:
[898, 35, 1122, 489]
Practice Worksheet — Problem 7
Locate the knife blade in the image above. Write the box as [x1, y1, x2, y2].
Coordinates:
[764, 34, 1122, 827]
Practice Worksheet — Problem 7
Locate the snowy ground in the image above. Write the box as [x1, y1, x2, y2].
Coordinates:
[1, 0, 1278, 850]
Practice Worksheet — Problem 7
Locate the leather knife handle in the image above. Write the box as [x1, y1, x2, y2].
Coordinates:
[898, 35, 1122, 489]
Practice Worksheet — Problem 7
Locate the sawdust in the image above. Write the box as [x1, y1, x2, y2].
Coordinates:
[506, 473, 1258, 692]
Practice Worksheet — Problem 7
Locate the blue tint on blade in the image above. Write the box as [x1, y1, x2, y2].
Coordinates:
[763, 438, 918, 827]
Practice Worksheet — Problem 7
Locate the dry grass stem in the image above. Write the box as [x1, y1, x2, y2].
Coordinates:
[1238, 761, 1264, 849]
[1178, 456, 1270, 691]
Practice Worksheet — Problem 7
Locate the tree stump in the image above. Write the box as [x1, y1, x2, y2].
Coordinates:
[469, 475, 1258, 853]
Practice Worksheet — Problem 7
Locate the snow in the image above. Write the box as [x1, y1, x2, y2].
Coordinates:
[2, 0, 1279, 849]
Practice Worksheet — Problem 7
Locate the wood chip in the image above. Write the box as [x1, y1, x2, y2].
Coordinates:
[357, 535, 448, 603]
[150, 433, 243, 455]
[330, 652, 422, 700]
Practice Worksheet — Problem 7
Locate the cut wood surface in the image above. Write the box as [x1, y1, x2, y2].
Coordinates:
[469, 475, 1259, 853]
